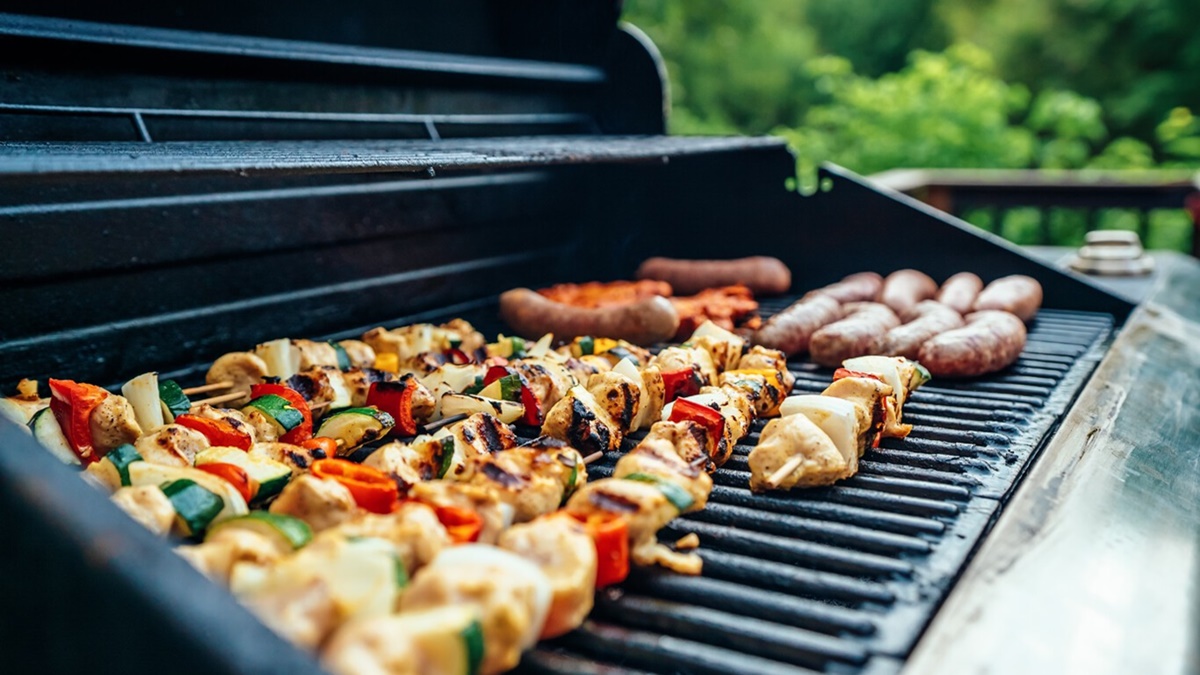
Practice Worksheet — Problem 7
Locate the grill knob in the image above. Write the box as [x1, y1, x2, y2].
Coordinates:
[1066, 230, 1155, 276]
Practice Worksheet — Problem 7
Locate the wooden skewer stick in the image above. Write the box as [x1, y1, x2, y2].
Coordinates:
[583, 451, 603, 465]
[765, 454, 806, 489]
[419, 414, 468, 435]
[310, 401, 331, 413]
[182, 381, 232, 396]
[189, 391, 246, 409]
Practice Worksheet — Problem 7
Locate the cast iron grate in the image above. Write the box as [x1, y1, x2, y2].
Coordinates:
[501, 298, 1114, 675]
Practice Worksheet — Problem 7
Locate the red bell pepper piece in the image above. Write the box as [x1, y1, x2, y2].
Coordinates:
[669, 397, 726, 454]
[196, 462, 259, 503]
[48, 379, 109, 464]
[571, 512, 630, 588]
[661, 367, 700, 402]
[311, 458, 398, 514]
[832, 368, 884, 383]
[366, 378, 419, 437]
[175, 414, 253, 450]
[483, 365, 543, 426]
[300, 437, 339, 458]
[431, 504, 483, 544]
[250, 383, 312, 445]
[444, 348, 472, 365]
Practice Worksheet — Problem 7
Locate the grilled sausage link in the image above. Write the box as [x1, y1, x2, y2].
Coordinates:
[751, 293, 842, 356]
[636, 256, 792, 295]
[809, 302, 901, 367]
[918, 310, 1027, 377]
[879, 269, 938, 319]
[973, 275, 1043, 322]
[883, 300, 965, 359]
[803, 272, 884, 304]
[500, 288, 679, 345]
[936, 272, 983, 314]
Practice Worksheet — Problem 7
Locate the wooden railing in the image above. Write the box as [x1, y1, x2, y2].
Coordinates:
[869, 169, 1200, 256]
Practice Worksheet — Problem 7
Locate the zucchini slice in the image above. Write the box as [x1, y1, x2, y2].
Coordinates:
[29, 408, 80, 466]
[195, 446, 292, 502]
[157, 379, 191, 423]
[623, 472, 695, 512]
[128, 462, 248, 522]
[242, 394, 304, 436]
[161, 479, 225, 538]
[316, 407, 395, 453]
[94, 444, 143, 488]
[440, 393, 523, 424]
[329, 341, 352, 371]
[207, 511, 312, 550]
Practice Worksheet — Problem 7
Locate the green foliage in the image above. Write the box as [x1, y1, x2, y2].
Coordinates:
[804, 0, 947, 76]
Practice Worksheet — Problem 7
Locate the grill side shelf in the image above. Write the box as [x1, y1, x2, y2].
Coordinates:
[506, 306, 1113, 675]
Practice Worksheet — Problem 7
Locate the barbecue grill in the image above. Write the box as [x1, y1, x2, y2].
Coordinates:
[2, 3, 1199, 674]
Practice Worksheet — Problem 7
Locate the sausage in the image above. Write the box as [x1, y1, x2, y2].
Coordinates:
[803, 272, 884, 304]
[809, 302, 901, 367]
[936, 272, 983, 314]
[973, 275, 1043, 321]
[882, 300, 965, 359]
[636, 256, 791, 295]
[500, 288, 679, 345]
[879, 269, 938, 319]
[918, 311, 1027, 378]
[751, 294, 841, 356]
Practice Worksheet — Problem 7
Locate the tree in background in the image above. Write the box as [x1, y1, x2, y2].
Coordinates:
[936, 0, 1200, 141]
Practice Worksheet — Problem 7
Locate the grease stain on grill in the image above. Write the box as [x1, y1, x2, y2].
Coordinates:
[445, 302, 1111, 674]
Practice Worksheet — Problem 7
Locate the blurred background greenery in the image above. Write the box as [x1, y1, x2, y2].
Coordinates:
[622, 0, 1200, 251]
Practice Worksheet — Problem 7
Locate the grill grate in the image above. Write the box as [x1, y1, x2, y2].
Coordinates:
[500, 298, 1114, 675]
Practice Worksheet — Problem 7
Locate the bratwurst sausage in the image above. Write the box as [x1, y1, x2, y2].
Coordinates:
[636, 256, 792, 295]
[973, 275, 1043, 321]
[500, 288, 680, 345]
[882, 300, 964, 359]
[803, 272, 884, 304]
[917, 311, 1027, 378]
[879, 269, 938, 319]
[936, 272, 983, 314]
[809, 302, 901, 367]
[752, 294, 841, 356]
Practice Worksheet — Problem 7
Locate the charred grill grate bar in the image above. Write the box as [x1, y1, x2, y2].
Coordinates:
[488, 299, 1113, 675]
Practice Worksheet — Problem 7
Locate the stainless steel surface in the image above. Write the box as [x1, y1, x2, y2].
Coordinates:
[904, 252, 1200, 675]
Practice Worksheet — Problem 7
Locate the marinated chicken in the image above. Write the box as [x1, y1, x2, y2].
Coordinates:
[459, 441, 587, 523]
[324, 501, 449, 575]
[565, 478, 700, 574]
[269, 475, 359, 532]
[134, 423, 210, 467]
[110, 485, 174, 537]
[748, 414, 849, 491]
[88, 394, 142, 453]
[498, 515, 597, 639]
[541, 385, 623, 454]
[613, 431, 713, 512]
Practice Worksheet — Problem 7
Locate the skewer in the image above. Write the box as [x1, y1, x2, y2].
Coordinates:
[764, 454, 805, 489]
[182, 381, 232, 396]
[583, 451, 603, 465]
[188, 391, 245, 409]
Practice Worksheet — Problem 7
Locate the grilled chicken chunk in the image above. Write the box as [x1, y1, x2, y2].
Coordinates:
[177, 529, 289, 584]
[460, 441, 587, 523]
[292, 339, 340, 371]
[322, 605, 483, 675]
[269, 475, 359, 532]
[286, 368, 340, 409]
[400, 545, 551, 675]
[337, 340, 377, 369]
[664, 386, 752, 466]
[325, 501, 449, 575]
[688, 321, 746, 374]
[541, 385, 622, 454]
[820, 376, 891, 448]
[498, 515, 597, 639]
[246, 579, 338, 651]
[242, 407, 281, 443]
[652, 346, 717, 387]
[573, 355, 611, 376]
[193, 404, 259, 444]
[433, 412, 519, 480]
[408, 481, 513, 545]
[206, 352, 270, 405]
[631, 363, 667, 430]
[585, 371, 641, 433]
[508, 358, 576, 411]
[642, 420, 712, 469]
[363, 437, 445, 493]
[250, 441, 330, 476]
[110, 485, 174, 536]
[134, 423, 210, 467]
[89, 395, 142, 454]
[749, 414, 849, 491]
[362, 321, 485, 362]
[614, 432, 713, 512]
[738, 345, 795, 393]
